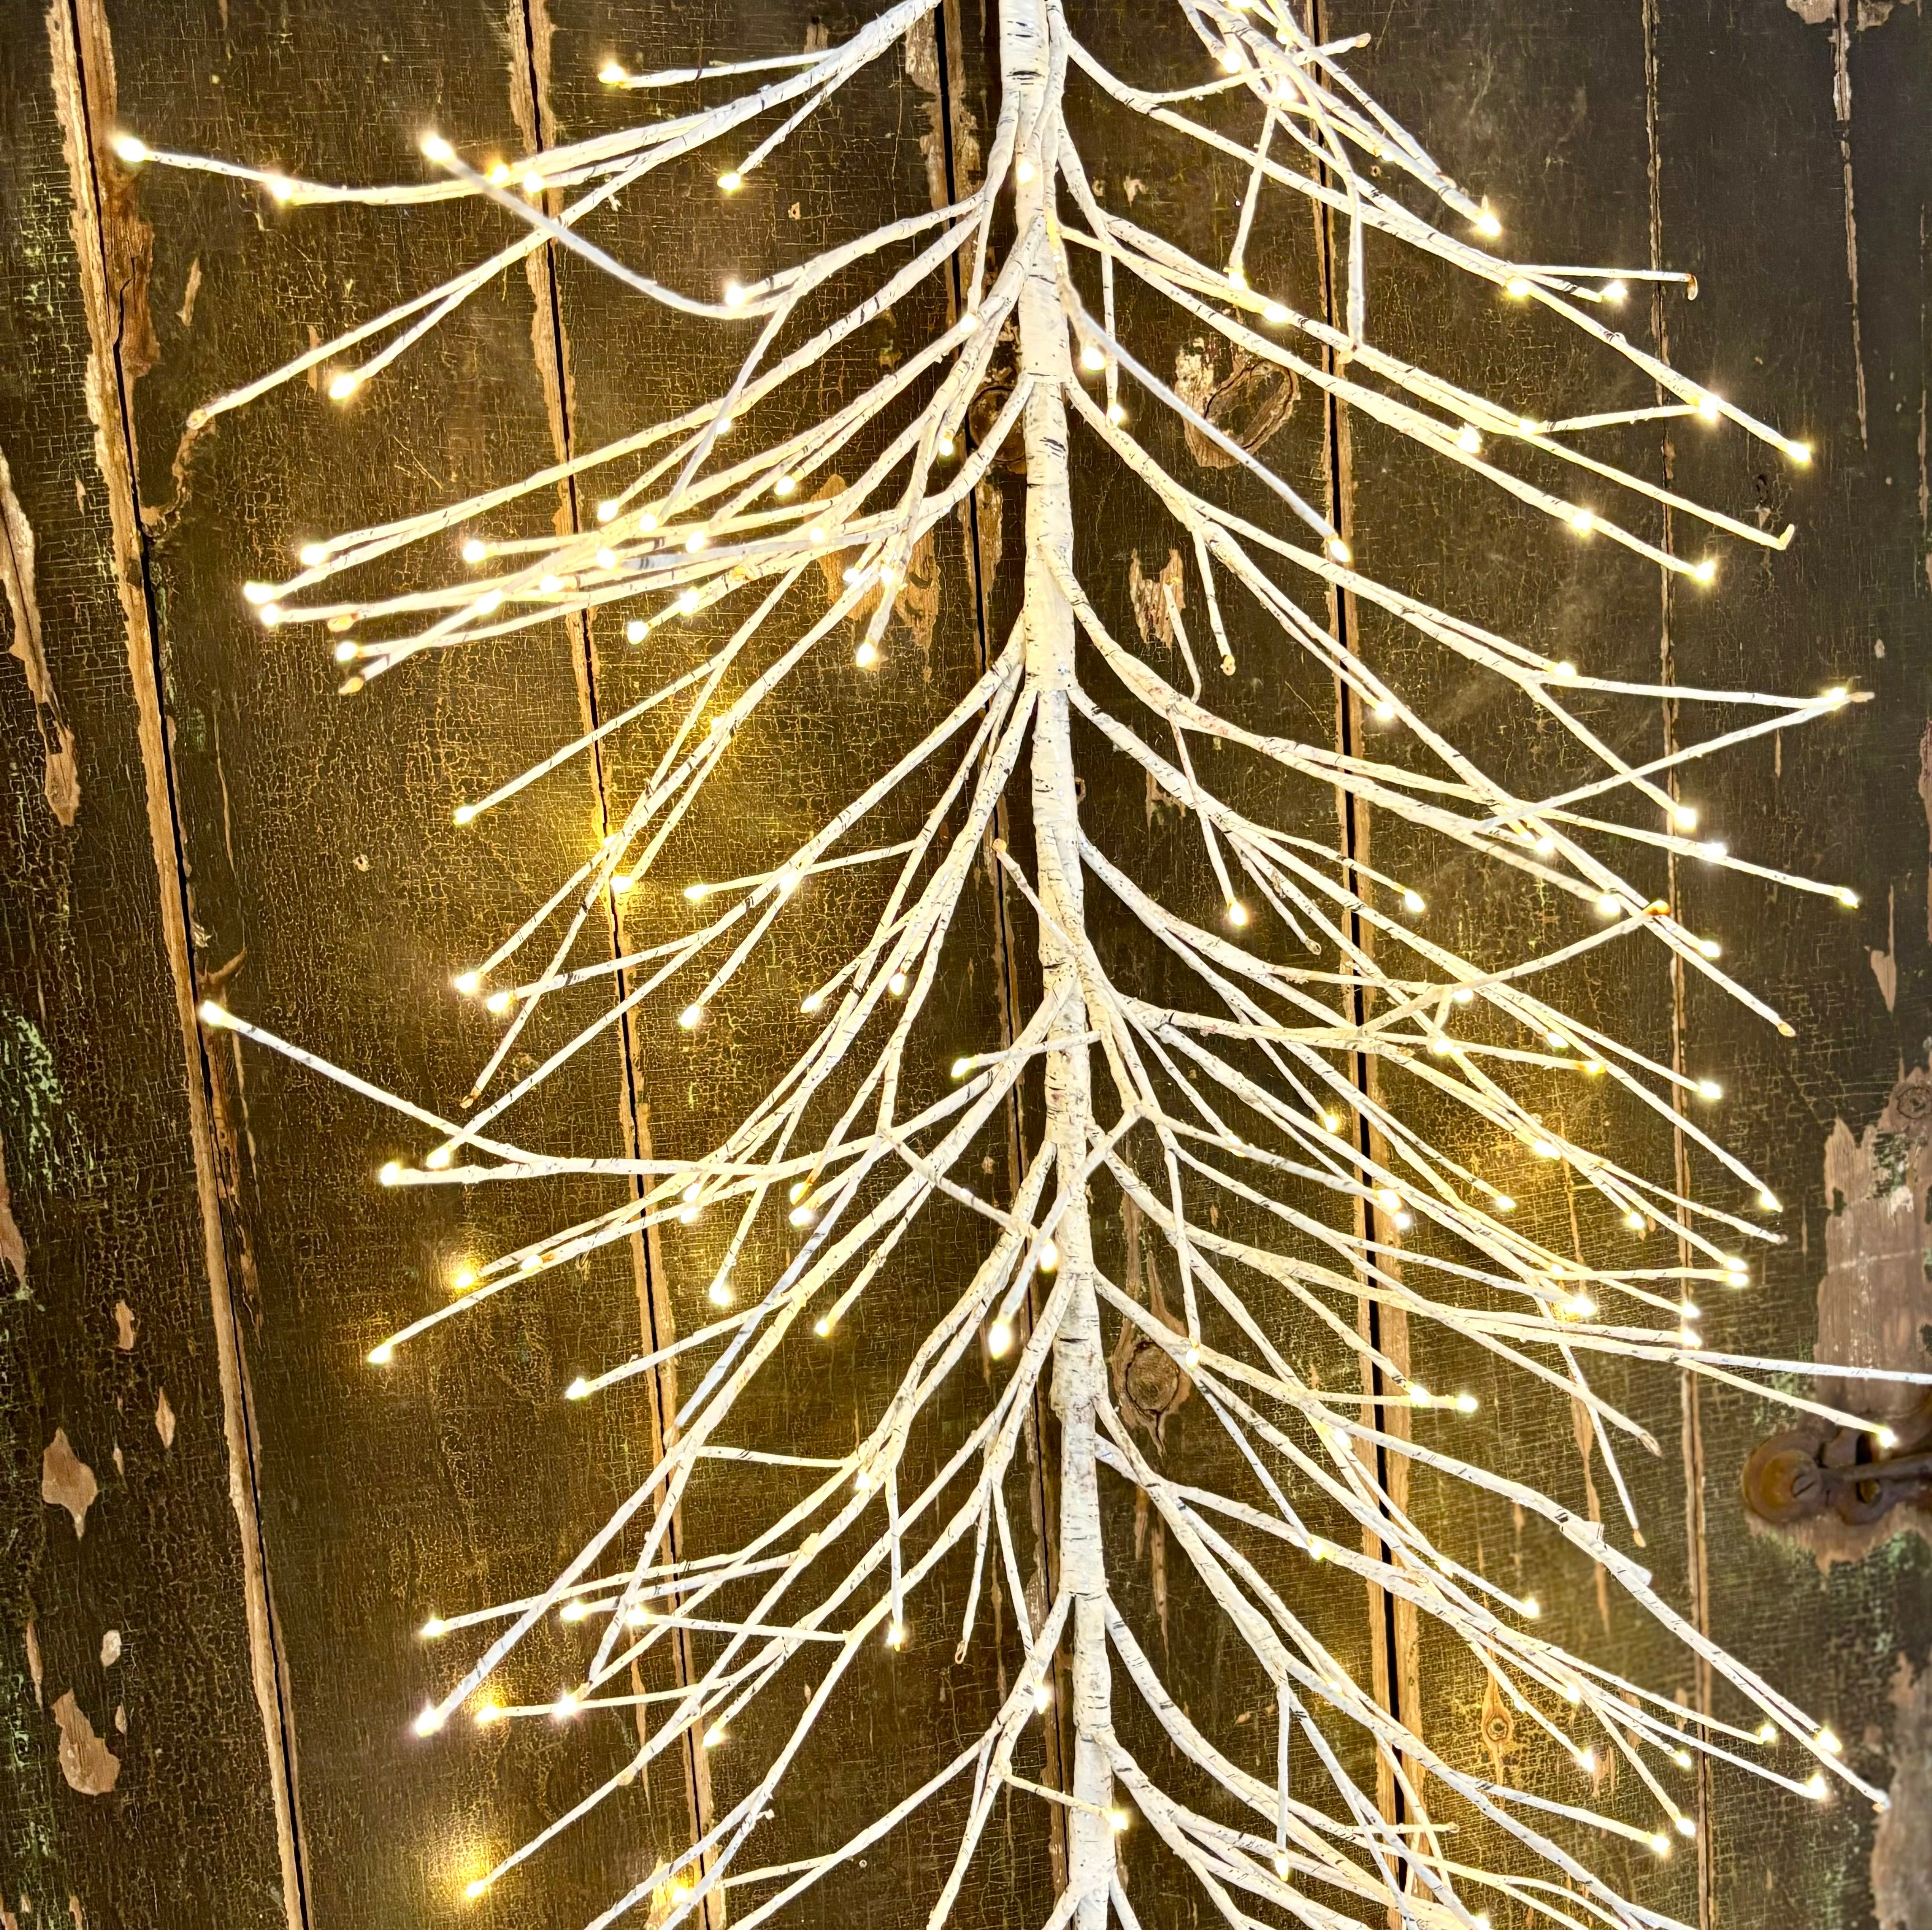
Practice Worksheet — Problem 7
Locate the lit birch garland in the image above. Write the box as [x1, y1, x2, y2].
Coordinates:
[119, 2, 1921, 1925]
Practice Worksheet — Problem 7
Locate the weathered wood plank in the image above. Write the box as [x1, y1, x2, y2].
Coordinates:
[0, 1, 296, 1921]
[97, 0, 695, 1919]
[1653, 4, 1932, 1923]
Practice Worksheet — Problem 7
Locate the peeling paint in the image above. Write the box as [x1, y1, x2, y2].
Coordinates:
[41, 1428, 97, 1537]
[1173, 336, 1297, 469]
[155, 1385, 175, 1449]
[1127, 547, 1185, 651]
[0, 442, 79, 826]
[1872, 1653, 1932, 1928]
[99, 1630, 120, 1669]
[112, 1298, 134, 1349]
[1819, 1078, 1932, 1436]
[1870, 883, 1898, 1010]
[0, 1129, 25, 1287]
[25, 1620, 43, 1707]
[1786, 0, 1916, 25]
[50, 1691, 119, 1796]
[1760, 1075, 1932, 1563]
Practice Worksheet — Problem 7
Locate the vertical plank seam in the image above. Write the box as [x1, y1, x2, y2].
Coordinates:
[47, 1, 311, 1923]
[1641, 1, 1715, 1920]
[1304, 0, 1416, 1863]
[506, 3, 721, 1907]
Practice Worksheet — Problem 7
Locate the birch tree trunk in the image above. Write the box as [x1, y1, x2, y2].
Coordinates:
[1005, 3, 1113, 1922]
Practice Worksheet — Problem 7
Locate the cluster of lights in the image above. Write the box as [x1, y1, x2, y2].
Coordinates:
[143, 4, 1898, 1919]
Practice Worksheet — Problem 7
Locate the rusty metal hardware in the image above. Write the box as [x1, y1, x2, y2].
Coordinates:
[1743, 1424, 1932, 1528]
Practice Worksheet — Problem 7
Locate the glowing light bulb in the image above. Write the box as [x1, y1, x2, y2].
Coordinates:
[1015, 157, 1037, 184]
[265, 175, 295, 203]
[679, 1004, 705, 1030]
[1625, 1210, 1647, 1232]
[1227, 901, 1249, 927]
[1327, 536, 1352, 564]
[1757, 1188, 1781, 1211]
[521, 172, 543, 195]
[1817, 1727, 1842, 1754]
[1457, 423, 1482, 453]
[1805, 1772, 1828, 1800]
[474, 1701, 501, 1725]
[1522, 1596, 1541, 1619]
[1788, 441, 1813, 465]
[986, 1318, 1014, 1358]
[465, 1878, 489, 1901]
[414, 1704, 445, 1736]
[1696, 1079, 1722, 1101]
[1032, 1681, 1051, 1712]
[369, 1340, 396, 1366]
[1454, 1393, 1479, 1413]
[1494, 1194, 1515, 1212]
[855, 641, 878, 668]
[888, 971, 907, 995]
[704, 1723, 727, 1746]
[1836, 887, 1859, 907]
[1037, 1238, 1060, 1273]
[1692, 558, 1717, 584]
[717, 170, 743, 194]
[886, 1621, 906, 1648]
[1596, 893, 1621, 918]
[1475, 205, 1503, 238]
[723, 280, 747, 308]
[1576, 1747, 1597, 1773]
[1570, 507, 1595, 535]
[1698, 394, 1722, 421]
[327, 370, 361, 402]
[565, 1376, 590, 1400]
[1106, 402, 1126, 425]
[1321, 1113, 1341, 1132]
[774, 472, 798, 496]
[1402, 888, 1425, 915]
[599, 60, 626, 84]
[1262, 299, 1290, 325]
[421, 1616, 446, 1638]
[112, 132, 150, 164]
[1107, 1809, 1130, 1833]
[1649, 1833, 1670, 1856]
[1373, 699, 1397, 722]
[419, 132, 455, 165]
[485, 991, 512, 1015]
[1505, 276, 1533, 298]
[377, 1161, 403, 1187]
[1603, 278, 1627, 302]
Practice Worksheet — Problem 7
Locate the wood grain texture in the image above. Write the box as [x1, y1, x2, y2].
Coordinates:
[0, 2, 294, 1923]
